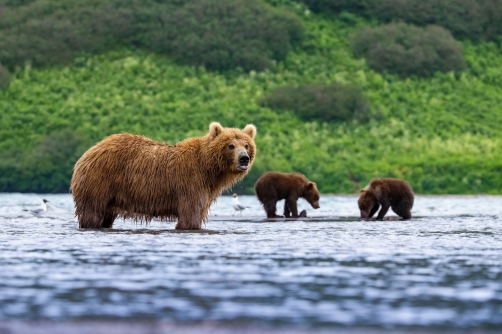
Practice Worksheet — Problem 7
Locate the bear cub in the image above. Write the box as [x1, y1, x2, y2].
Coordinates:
[254, 172, 320, 218]
[358, 178, 414, 220]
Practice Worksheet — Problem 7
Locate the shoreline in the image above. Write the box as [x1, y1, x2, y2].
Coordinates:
[0, 321, 499, 334]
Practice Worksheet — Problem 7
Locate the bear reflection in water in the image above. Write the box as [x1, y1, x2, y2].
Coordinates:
[254, 172, 320, 219]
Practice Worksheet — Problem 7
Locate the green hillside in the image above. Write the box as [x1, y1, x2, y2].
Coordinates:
[1, 1, 502, 194]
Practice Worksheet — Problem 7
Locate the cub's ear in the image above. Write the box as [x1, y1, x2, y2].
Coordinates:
[209, 122, 224, 138]
[306, 182, 315, 190]
[242, 124, 257, 139]
[360, 189, 365, 193]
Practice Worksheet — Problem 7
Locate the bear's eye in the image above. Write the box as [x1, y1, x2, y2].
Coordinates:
[228, 144, 235, 150]
[245, 144, 249, 150]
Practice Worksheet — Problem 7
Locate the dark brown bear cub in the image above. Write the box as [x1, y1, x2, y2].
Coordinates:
[358, 178, 414, 220]
[254, 172, 320, 218]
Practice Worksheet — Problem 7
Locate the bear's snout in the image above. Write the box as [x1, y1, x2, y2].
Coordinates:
[236, 151, 250, 171]
[239, 154, 250, 165]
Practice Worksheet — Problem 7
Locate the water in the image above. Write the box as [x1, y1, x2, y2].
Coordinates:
[1, 193, 502, 330]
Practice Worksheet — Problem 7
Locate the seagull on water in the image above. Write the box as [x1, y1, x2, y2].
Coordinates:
[25, 199, 49, 216]
[232, 193, 247, 216]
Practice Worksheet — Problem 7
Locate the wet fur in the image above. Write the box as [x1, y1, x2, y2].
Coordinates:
[358, 178, 414, 220]
[71, 122, 256, 229]
[254, 172, 320, 218]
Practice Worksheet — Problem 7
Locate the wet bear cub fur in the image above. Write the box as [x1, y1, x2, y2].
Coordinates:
[254, 172, 320, 218]
[358, 178, 414, 220]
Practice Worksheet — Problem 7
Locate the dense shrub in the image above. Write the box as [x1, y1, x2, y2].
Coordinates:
[0, 63, 9, 90]
[0, 130, 92, 193]
[0, 0, 36, 7]
[0, 1, 145, 69]
[300, 0, 372, 15]
[148, 0, 304, 71]
[0, 0, 303, 72]
[351, 23, 466, 78]
[260, 82, 371, 123]
[300, 0, 502, 41]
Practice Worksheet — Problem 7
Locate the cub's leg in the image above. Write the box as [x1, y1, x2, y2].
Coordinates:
[264, 200, 283, 218]
[369, 203, 380, 219]
[283, 202, 291, 218]
[376, 204, 390, 220]
[392, 204, 412, 220]
[286, 197, 299, 218]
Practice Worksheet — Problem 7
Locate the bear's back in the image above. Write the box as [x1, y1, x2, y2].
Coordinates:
[255, 171, 309, 197]
[367, 178, 414, 202]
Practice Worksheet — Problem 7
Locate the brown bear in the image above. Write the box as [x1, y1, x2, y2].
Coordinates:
[254, 172, 320, 218]
[71, 122, 257, 230]
[358, 178, 414, 220]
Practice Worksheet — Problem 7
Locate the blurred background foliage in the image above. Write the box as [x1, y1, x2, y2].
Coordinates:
[260, 82, 373, 122]
[0, 0, 502, 194]
[299, 0, 502, 41]
[0, 0, 303, 71]
[350, 23, 467, 78]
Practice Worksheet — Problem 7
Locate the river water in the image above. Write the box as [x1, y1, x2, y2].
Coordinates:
[0, 193, 501, 331]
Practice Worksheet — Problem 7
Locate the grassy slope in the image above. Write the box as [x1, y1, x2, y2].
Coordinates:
[1, 8, 502, 194]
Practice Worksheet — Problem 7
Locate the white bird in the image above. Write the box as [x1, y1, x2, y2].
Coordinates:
[232, 193, 247, 216]
[25, 199, 49, 216]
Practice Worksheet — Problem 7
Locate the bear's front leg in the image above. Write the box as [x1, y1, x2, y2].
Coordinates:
[369, 203, 380, 219]
[176, 202, 205, 230]
[286, 197, 299, 218]
[376, 203, 390, 220]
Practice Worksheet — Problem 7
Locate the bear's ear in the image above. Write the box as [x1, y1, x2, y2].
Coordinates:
[306, 182, 315, 190]
[209, 122, 224, 139]
[242, 124, 257, 139]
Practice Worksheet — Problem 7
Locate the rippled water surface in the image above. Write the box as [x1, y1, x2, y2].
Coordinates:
[1, 193, 501, 330]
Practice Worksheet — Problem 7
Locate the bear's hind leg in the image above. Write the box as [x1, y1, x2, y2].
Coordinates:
[264, 201, 283, 218]
[392, 205, 412, 220]
[102, 212, 118, 228]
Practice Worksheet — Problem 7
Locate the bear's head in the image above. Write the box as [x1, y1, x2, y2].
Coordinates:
[303, 182, 320, 209]
[206, 122, 257, 175]
[358, 189, 378, 219]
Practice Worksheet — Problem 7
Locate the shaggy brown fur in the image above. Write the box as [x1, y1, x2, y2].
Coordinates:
[254, 172, 320, 218]
[71, 122, 257, 230]
[358, 178, 414, 220]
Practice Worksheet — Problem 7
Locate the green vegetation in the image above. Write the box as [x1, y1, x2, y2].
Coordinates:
[0, 63, 9, 90]
[1, 1, 502, 194]
[149, 0, 304, 71]
[260, 82, 372, 122]
[0, 0, 303, 71]
[0, 130, 92, 192]
[350, 23, 466, 78]
[299, 0, 502, 41]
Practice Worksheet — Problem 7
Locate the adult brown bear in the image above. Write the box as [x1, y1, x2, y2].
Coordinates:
[358, 178, 414, 220]
[71, 122, 257, 229]
[254, 172, 320, 218]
